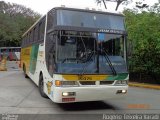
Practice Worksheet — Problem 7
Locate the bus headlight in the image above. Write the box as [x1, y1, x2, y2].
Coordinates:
[115, 80, 128, 85]
[62, 92, 76, 96]
[116, 90, 127, 94]
[122, 90, 127, 93]
[62, 92, 69, 96]
[55, 80, 79, 87]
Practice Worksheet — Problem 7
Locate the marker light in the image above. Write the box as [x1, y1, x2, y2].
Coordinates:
[55, 81, 79, 87]
[55, 80, 61, 87]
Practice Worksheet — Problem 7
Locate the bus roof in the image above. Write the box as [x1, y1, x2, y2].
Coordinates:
[22, 7, 124, 37]
[53, 7, 124, 17]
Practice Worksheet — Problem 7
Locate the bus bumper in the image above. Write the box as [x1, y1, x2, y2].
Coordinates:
[52, 85, 128, 103]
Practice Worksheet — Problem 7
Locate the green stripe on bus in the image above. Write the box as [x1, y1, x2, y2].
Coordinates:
[29, 44, 39, 74]
[106, 73, 128, 81]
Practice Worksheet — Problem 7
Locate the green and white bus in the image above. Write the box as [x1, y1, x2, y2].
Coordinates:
[21, 7, 128, 103]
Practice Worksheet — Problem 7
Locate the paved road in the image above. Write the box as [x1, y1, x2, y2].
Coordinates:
[0, 61, 160, 118]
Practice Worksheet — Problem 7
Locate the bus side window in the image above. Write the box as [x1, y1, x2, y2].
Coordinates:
[39, 17, 46, 41]
[26, 33, 29, 46]
[22, 37, 25, 47]
[24, 35, 26, 46]
[23, 36, 25, 47]
[29, 31, 32, 44]
[46, 33, 56, 77]
[34, 26, 38, 42]
[23, 36, 25, 46]
[31, 29, 34, 43]
[47, 10, 55, 31]
[25, 34, 27, 46]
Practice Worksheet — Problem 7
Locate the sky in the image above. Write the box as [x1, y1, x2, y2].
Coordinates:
[1, 0, 159, 14]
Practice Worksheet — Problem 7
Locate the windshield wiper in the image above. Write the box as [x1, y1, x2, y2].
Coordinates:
[80, 51, 96, 75]
[79, 49, 117, 75]
[103, 49, 117, 75]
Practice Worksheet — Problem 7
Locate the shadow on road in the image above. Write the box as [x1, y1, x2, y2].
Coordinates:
[57, 101, 119, 111]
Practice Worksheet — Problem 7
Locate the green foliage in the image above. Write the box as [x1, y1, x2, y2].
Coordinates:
[124, 3, 160, 75]
[0, 1, 41, 47]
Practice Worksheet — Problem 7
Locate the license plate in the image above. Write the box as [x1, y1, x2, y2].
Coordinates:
[78, 75, 92, 80]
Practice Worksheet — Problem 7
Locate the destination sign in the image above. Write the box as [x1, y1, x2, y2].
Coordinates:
[98, 29, 125, 34]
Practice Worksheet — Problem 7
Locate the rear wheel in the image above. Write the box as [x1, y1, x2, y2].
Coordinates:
[39, 74, 48, 98]
[23, 64, 28, 78]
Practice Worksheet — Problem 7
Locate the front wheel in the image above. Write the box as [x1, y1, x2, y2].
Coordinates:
[39, 74, 48, 98]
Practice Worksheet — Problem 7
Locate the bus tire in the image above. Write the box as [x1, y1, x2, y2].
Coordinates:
[23, 64, 28, 78]
[39, 74, 48, 98]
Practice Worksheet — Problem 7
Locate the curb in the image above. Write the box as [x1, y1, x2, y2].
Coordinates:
[129, 82, 160, 90]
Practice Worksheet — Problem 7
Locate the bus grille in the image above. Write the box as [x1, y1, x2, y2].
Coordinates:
[79, 81, 96, 85]
[100, 81, 114, 85]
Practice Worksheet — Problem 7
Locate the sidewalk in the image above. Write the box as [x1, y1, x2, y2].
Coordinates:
[129, 82, 160, 90]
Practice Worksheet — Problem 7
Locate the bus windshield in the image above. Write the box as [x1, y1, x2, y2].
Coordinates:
[56, 31, 127, 74]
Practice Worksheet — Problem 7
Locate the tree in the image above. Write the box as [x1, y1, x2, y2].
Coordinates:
[124, 6, 160, 82]
[0, 1, 41, 47]
[96, 0, 132, 11]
